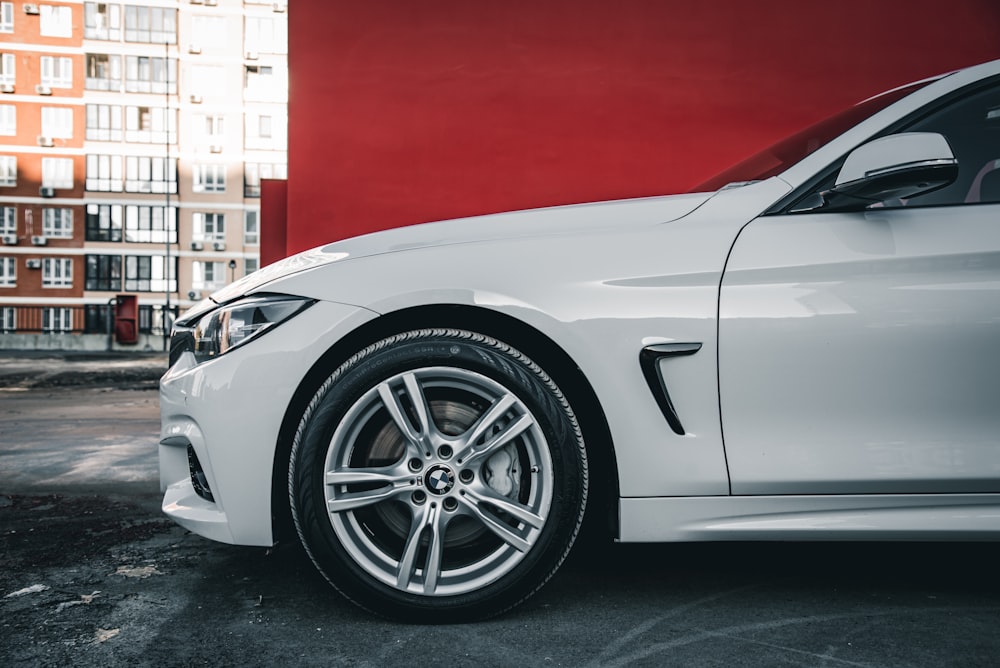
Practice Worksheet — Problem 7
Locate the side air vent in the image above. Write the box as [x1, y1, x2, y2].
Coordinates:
[639, 342, 702, 435]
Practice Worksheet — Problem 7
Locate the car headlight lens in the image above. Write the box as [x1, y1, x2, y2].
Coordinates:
[170, 294, 315, 366]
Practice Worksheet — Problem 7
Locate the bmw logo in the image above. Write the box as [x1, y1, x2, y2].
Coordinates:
[425, 465, 455, 495]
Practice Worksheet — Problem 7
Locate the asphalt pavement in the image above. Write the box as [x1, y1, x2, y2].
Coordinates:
[2, 352, 1000, 667]
[0, 349, 167, 392]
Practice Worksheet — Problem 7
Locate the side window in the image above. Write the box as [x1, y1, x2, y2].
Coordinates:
[899, 82, 1000, 207]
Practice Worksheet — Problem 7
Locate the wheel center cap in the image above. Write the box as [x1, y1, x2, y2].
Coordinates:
[425, 465, 455, 495]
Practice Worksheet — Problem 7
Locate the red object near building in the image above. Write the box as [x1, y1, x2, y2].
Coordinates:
[114, 295, 138, 345]
[262, 0, 1000, 263]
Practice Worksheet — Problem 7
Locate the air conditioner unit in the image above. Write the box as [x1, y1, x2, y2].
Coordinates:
[212, 241, 226, 251]
[31, 235, 47, 246]
[1, 234, 16, 245]
[39, 186, 55, 197]
[273, 3, 286, 13]
[189, 0, 203, 5]
[0, 84, 14, 94]
[190, 240, 204, 251]
[209, 144, 222, 154]
[190, 94, 203, 104]
[35, 85, 52, 96]
[187, 290, 201, 300]
[26, 258, 41, 269]
[245, 51, 259, 61]
[37, 136, 54, 147]
[205, 0, 218, 6]
[188, 44, 202, 55]
[24, 4, 40, 15]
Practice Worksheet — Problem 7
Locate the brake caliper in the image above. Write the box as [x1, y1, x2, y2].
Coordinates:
[483, 444, 519, 498]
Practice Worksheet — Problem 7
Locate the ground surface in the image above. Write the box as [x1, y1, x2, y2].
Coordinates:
[1, 354, 999, 666]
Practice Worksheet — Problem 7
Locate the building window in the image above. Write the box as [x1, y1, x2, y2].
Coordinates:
[84, 303, 108, 334]
[124, 5, 176, 44]
[245, 257, 258, 275]
[193, 212, 224, 242]
[0, 305, 14, 331]
[243, 162, 286, 197]
[42, 157, 74, 189]
[124, 106, 176, 144]
[245, 65, 284, 102]
[192, 261, 225, 291]
[191, 15, 228, 51]
[258, 115, 272, 138]
[86, 53, 122, 91]
[85, 203, 123, 242]
[41, 107, 73, 139]
[124, 56, 176, 94]
[197, 113, 224, 142]
[193, 164, 225, 193]
[42, 208, 73, 238]
[137, 305, 175, 336]
[125, 255, 175, 292]
[0, 104, 13, 135]
[0, 155, 16, 187]
[245, 16, 287, 55]
[42, 257, 72, 288]
[124, 205, 176, 243]
[244, 211, 258, 245]
[0, 53, 14, 86]
[40, 5, 73, 38]
[245, 112, 287, 150]
[0, 256, 14, 286]
[86, 104, 122, 141]
[85, 2, 121, 40]
[125, 156, 176, 194]
[40, 56, 73, 88]
[86, 154, 122, 192]
[0, 3, 13, 34]
[43, 307, 73, 333]
[0, 206, 14, 235]
[136, 304, 175, 336]
[85, 254, 122, 291]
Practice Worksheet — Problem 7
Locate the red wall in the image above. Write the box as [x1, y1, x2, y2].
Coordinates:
[281, 0, 1000, 257]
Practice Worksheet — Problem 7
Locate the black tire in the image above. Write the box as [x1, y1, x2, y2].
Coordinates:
[289, 329, 588, 622]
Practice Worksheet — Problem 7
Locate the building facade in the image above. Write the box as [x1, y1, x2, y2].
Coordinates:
[0, 0, 287, 348]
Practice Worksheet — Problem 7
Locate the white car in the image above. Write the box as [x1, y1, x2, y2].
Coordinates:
[160, 58, 1000, 621]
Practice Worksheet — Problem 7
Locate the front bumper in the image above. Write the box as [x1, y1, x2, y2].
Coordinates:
[158, 299, 376, 546]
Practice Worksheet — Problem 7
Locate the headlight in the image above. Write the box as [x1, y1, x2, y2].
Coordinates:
[169, 294, 315, 366]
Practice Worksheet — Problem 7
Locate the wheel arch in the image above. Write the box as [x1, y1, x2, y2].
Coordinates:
[269, 303, 619, 545]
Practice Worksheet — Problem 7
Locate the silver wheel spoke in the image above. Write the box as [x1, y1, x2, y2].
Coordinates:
[377, 372, 434, 448]
[325, 466, 409, 487]
[396, 502, 447, 594]
[456, 400, 534, 466]
[326, 466, 413, 513]
[458, 493, 532, 552]
[423, 506, 446, 594]
[464, 485, 545, 530]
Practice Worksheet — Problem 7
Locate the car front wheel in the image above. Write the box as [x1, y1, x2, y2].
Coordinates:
[289, 329, 588, 621]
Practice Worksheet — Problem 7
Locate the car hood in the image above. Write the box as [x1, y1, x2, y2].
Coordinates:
[209, 191, 713, 305]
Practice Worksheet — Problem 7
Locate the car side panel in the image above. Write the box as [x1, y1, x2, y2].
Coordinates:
[719, 203, 1000, 494]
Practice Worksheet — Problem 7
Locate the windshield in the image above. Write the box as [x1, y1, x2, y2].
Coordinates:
[691, 80, 935, 192]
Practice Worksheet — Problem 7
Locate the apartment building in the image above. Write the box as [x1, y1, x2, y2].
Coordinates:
[0, 0, 287, 347]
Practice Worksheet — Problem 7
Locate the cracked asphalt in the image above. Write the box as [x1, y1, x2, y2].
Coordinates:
[2, 353, 1000, 667]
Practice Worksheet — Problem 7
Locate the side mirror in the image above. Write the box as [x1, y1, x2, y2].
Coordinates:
[793, 132, 959, 213]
